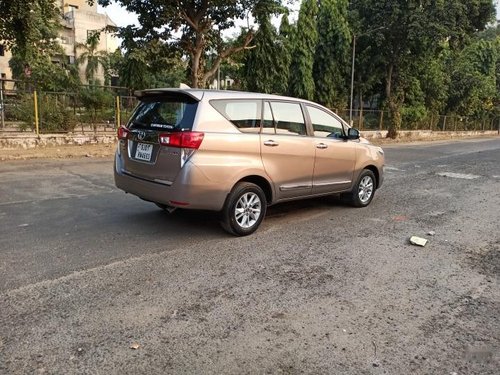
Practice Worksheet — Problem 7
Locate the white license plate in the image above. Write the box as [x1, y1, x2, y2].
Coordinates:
[135, 143, 153, 161]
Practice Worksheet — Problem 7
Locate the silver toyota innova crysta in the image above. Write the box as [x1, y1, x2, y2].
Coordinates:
[114, 89, 384, 236]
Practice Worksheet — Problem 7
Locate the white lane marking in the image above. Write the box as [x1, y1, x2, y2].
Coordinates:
[437, 172, 481, 180]
[385, 166, 406, 172]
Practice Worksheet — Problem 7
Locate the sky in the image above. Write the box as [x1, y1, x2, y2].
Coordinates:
[99, 1, 500, 30]
[98, 2, 139, 28]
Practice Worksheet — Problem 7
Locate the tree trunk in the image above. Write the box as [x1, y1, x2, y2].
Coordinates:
[387, 98, 401, 139]
[385, 63, 400, 139]
[190, 32, 205, 88]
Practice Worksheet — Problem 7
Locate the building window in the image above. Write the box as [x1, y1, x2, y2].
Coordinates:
[0, 45, 5, 57]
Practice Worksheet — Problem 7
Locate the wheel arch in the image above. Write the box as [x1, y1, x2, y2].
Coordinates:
[236, 175, 274, 204]
[362, 165, 380, 189]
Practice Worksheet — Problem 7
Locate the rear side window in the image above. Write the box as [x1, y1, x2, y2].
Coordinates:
[264, 101, 307, 136]
[128, 97, 198, 131]
[211, 100, 262, 133]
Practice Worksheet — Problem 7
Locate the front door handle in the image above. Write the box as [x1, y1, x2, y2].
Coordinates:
[316, 143, 328, 149]
[264, 140, 279, 147]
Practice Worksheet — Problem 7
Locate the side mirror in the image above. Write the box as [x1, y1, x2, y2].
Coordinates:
[347, 128, 360, 140]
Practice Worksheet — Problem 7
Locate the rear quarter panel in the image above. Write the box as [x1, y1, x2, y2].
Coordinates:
[189, 132, 273, 196]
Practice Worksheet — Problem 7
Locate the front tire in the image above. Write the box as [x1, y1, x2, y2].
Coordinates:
[344, 169, 376, 207]
[221, 182, 267, 236]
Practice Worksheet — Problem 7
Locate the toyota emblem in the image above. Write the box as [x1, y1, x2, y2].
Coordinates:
[137, 131, 146, 140]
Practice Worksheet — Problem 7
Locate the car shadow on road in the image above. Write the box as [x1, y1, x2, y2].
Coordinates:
[117, 195, 351, 238]
[266, 195, 350, 217]
[121, 205, 223, 235]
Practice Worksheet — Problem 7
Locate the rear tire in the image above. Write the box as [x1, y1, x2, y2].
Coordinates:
[343, 169, 376, 207]
[221, 182, 267, 236]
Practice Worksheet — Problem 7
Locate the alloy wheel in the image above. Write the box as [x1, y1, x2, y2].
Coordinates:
[358, 176, 374, 204]
[234, 192, 262, 229]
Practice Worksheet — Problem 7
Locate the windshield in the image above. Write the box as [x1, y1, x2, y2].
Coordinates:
[128, 97, 198, 132]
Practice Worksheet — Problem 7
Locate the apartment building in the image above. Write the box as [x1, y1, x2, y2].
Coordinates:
[0, 0, 119, 86]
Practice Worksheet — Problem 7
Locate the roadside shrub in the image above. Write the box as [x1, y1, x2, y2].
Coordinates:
[401, 104, 428, 130]
[13, 96, 35, 131]
[14, 94, 76, 132]
[78, 87, 114, 129]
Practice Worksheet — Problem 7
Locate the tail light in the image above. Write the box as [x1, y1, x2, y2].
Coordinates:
[117, 126, 129, 140]
[159, 131, 204, 149]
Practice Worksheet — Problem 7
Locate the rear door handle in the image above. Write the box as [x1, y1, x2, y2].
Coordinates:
[316, 143, 328, 149]
[264, 140, 279, 147]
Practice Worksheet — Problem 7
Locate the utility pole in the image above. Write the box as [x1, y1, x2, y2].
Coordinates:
[0, 79, 5, 129]
[349, 36, 356, 126]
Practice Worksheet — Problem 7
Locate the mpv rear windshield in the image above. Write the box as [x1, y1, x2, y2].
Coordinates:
[128, 97, 198, 132]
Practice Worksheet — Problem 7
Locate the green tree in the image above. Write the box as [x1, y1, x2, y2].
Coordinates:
[115, 27, 187, 90]
[313, 0, 350, 109]
[349, 0, 495, 137]
[95, 0, 282, 88]
[244, 0, 283, 93]
[477, 24, 500, 121]
[2, 0, 79, 91]
[273, 13, 293, 95]
[9, 53, 81, 92]
[0, 0, 60, 60]
[446, 39, 498, 118]
[289, 0, 318, 100]
[418, 51, 450, 122]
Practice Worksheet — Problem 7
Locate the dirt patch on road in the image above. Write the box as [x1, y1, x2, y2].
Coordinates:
[0, 142, 117, 161]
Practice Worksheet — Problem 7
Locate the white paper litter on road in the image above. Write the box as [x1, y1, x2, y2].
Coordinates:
[410, 236, 428, 247]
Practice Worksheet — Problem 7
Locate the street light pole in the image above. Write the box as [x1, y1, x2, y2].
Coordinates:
[349, 35, 356, 126]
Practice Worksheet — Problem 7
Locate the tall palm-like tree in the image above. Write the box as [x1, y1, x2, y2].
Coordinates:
[76, 32, 108, 85]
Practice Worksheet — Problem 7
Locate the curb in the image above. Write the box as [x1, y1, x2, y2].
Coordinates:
[0, 130, 498, 150]
[361, 130, 499, 140]
[0, 133, 117, 150]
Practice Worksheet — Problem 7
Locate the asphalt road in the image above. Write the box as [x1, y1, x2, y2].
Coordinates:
[1, 137, 499, 374]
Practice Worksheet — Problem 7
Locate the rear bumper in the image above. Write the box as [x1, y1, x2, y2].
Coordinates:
[114, 152, 228, 211]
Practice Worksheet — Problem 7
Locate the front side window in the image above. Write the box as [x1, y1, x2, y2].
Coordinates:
[211, 100, 262, 133]
[128, 97, 198, 131]
[268, 102, 307, 136]
[307, 105, 344, 138]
